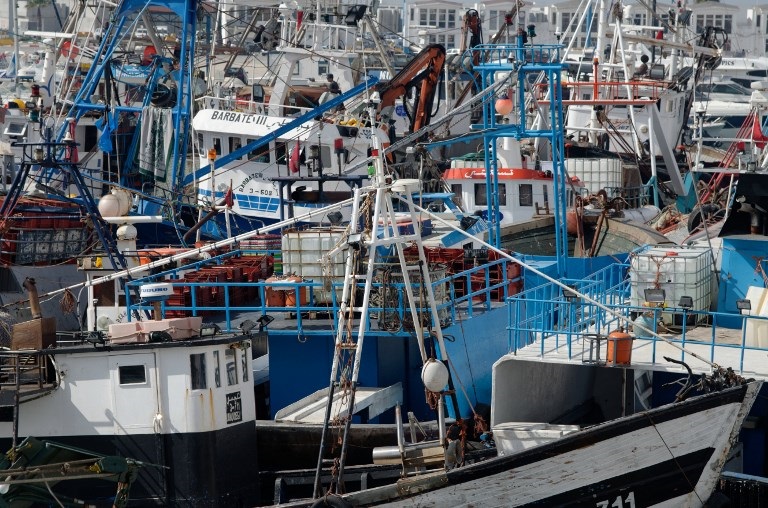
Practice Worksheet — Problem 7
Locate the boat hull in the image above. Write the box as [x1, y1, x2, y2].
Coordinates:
[298, 382, 759, 508]
[0, 422, 259, 506]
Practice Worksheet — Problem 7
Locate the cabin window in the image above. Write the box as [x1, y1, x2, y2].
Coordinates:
[241, 350, 249, 382]
[450, 184, 463, 207]
[229, 137, 243, 158]
[276, 143, 287, 165]
[519, 184, 533, 207]
[197, 133, 204, 152]
[247, 138, 270, 162]
[318, 59, 329, 76]
[190, 353, 207, 389]
[213, 350, 221, 387]
[474, 184, 487, 206]
[543, 184, 549, 206]
[474, 183, 506, 206]
[226, 348, 238, 386]
[118, 365, 146, 385]
[211, 137, 222, 156]
[498, 184, 507, 206]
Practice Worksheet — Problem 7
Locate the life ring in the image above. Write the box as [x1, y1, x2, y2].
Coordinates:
[309, 494, 351, 508]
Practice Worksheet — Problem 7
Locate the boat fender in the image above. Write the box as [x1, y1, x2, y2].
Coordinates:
[309, 495, 352, 508]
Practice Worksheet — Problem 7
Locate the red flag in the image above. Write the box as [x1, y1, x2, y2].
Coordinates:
[289, 141, 300, 173]
[655, 30, 663, 40]
[753, 115, 767, 149]
[223, 186, 234, 207]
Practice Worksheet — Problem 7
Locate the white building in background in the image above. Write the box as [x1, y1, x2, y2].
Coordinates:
[1, 0, 71, 33]
[377, 0, 768, 59]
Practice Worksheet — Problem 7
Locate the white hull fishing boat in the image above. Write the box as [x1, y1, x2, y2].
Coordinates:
[190, 9, 447, 232]
[281, 381, 758, 507]
[0, 279, 261, 505]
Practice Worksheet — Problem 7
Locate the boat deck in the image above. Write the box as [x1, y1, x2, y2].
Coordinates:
[508, 325, 768, 380]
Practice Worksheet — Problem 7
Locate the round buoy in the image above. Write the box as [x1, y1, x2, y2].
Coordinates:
[112, 188, 132, 216]
[116, 223, 138, 241]
[98, 193, 121, 217]
[495, 96, 513, 115]
[421, 359, 449, 392]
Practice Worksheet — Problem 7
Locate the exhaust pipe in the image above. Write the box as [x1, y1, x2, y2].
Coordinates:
[23, 277, 42, 319]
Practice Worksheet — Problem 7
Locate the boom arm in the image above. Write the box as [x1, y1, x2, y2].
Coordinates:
[377, 44, 446, 133]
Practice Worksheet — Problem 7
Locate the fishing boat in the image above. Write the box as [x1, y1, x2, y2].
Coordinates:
[0, 275, 261, 505]
[189, 16, 447, 233]
[277, 379, 760, 507]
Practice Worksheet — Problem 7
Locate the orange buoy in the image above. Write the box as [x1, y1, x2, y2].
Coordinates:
[142, 45, 157, 65]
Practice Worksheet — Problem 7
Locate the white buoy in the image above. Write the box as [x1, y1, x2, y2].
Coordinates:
[421, 359, 449, 392]
[112, 188, 133, 216]
[116, 223, 138, 241]
[98, 193, 121, 217]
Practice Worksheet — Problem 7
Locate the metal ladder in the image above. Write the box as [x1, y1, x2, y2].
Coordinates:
[312, 129, 451, 497]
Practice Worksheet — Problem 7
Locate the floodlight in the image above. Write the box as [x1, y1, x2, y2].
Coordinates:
[678, 296, 693, 309]
[644, 288, 666, 304]
[327, 211, 343, 225]
[200, 323, 221, 337]
[347, 232, 363, 250]
[257, 315, 275, 331]
[240, 319, 257, 334]
[736, 299, 752, 314]
[563, 285, 578, 302]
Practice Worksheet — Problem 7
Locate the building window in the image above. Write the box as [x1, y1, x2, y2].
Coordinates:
[118, 365, 146, 385]
[543, 184, 549, 206]
[190, 353, 207, 389]
[448, 9, 456, 29]
[519, 183, 533, 206]
[488, 10, 500, 31]
[226, 348, 238, 386]
[561, 12, 572, 33]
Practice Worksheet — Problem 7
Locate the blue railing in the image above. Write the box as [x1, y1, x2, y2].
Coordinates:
[506, 263, 768, 375]
[124, 250, 523, 338]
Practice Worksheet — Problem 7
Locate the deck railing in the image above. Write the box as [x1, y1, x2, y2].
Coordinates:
[124, 250, 523, 338]
[506, 264, 768, 375]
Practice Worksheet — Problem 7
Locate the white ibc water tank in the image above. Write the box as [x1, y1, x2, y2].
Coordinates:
[565, 158, 621, 195]
[282, 228, 346, 304]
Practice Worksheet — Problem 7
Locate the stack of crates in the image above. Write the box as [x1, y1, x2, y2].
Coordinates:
[241, 235, 283, 274]
[629, 245, 713, 323]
